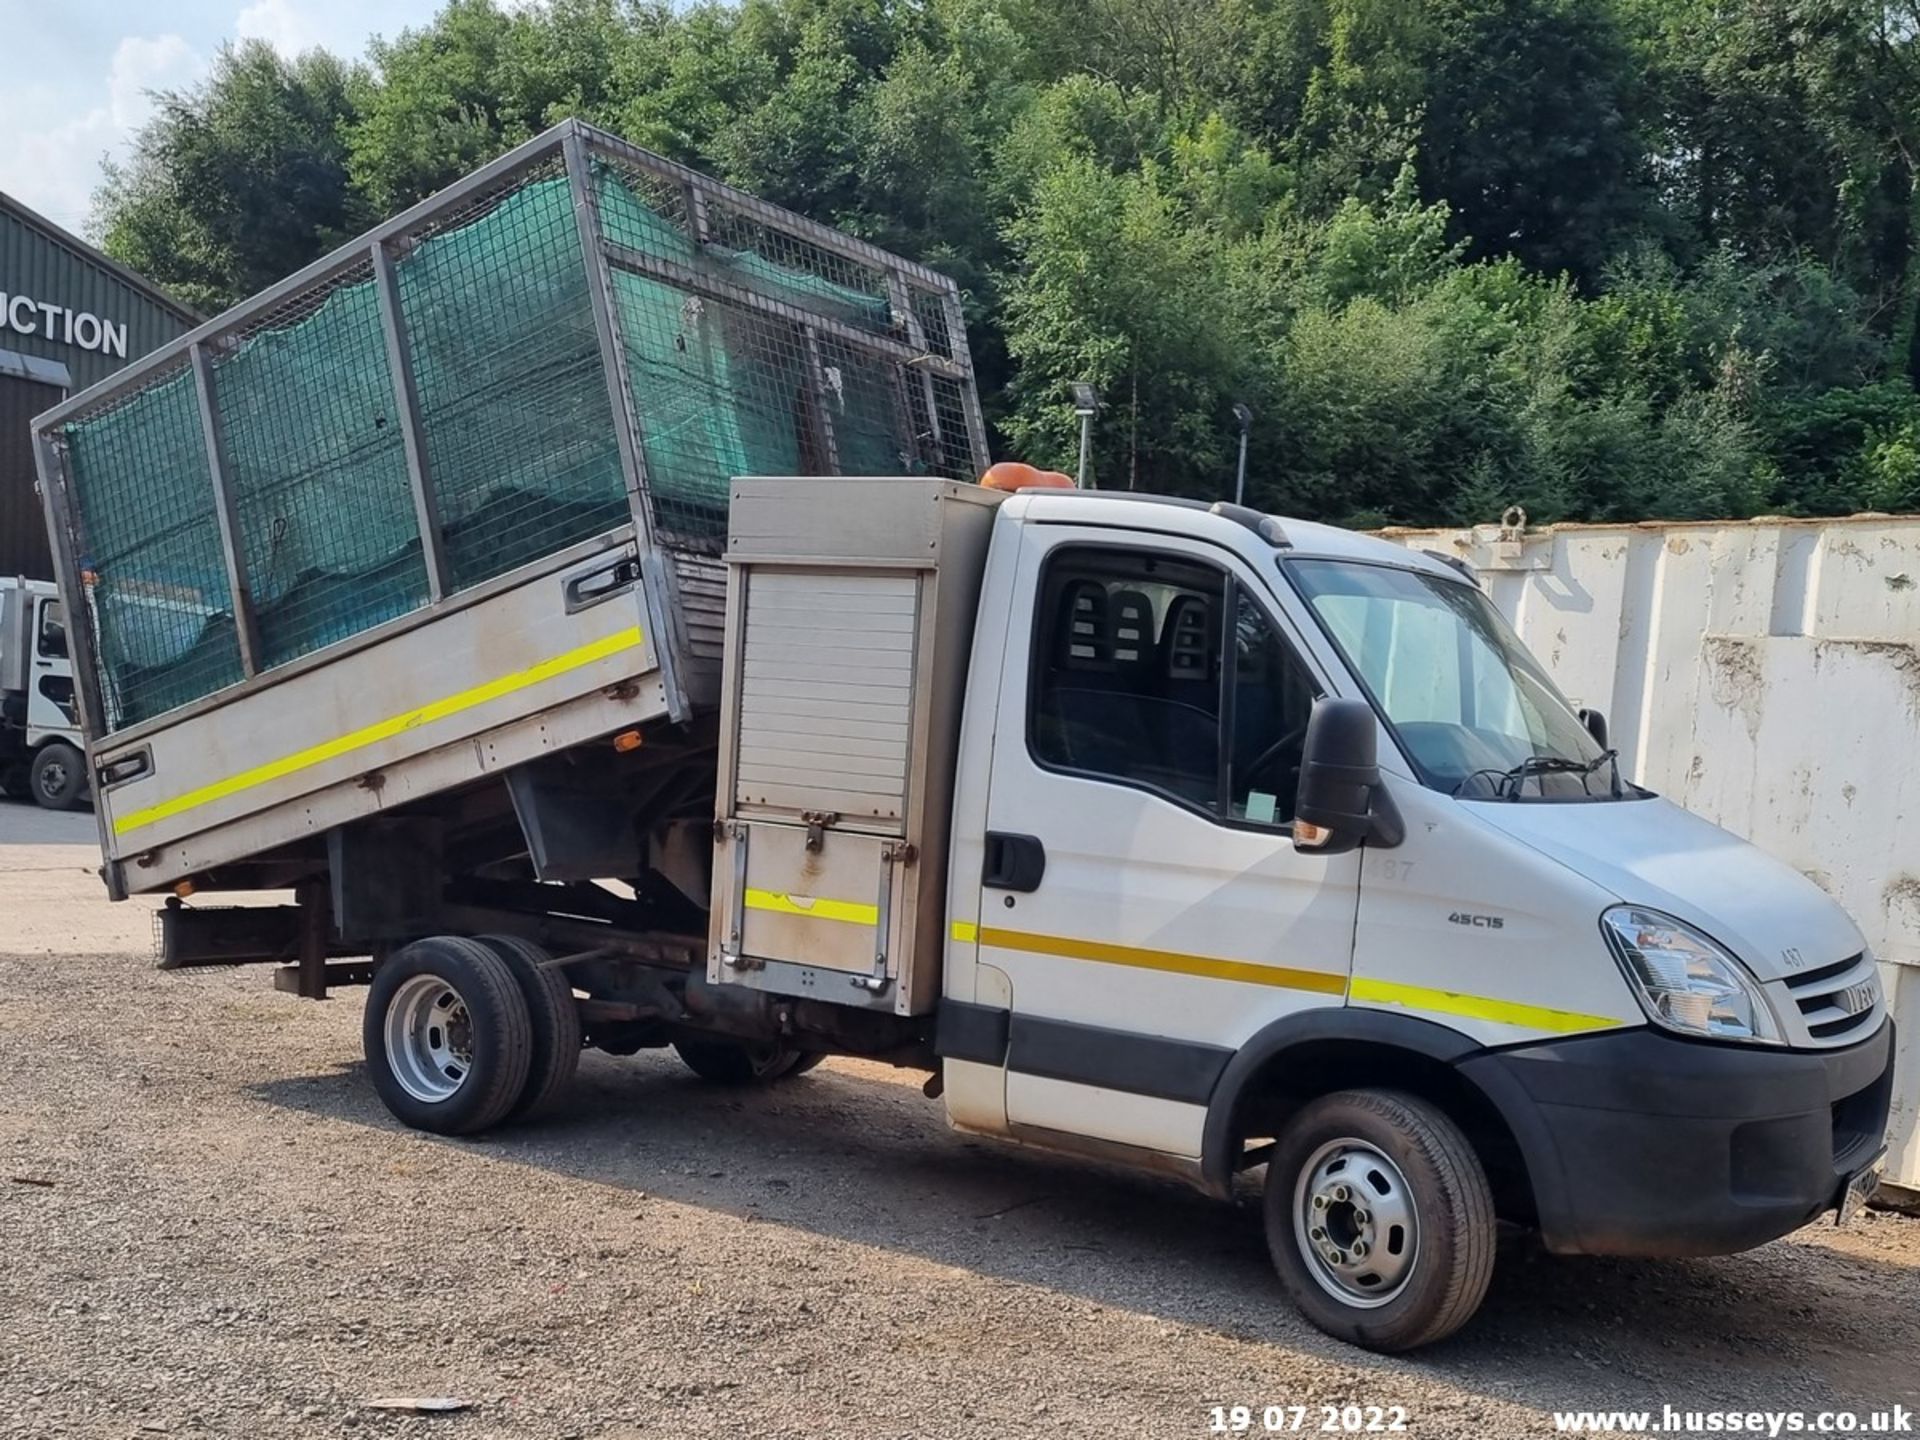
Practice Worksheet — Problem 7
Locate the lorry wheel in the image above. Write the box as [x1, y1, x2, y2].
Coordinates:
[0, 763, 29, 800]
[1264, 1089, 1494, 1353]
[30, 742, 86, 810]
[364, 936, 533, 1136]
[672, 1037, 808, 1085]
[473, 934, 582, 1119]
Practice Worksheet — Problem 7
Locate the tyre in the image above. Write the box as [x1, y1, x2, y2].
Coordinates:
[672, 1036, 809, 1085]
[363, 936, 533, 1136]
[29, 742, 86, 811]
[1264, 1089, 1495, 1352]
[472, 934, 581, 1120]
[0, 763, 29, 800]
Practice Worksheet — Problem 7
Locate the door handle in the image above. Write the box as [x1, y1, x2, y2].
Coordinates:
[982, 831, 1046, 892]
[563, 552, 640, 613]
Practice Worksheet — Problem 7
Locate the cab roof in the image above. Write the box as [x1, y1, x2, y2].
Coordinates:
[1005, 489, 1468, 584]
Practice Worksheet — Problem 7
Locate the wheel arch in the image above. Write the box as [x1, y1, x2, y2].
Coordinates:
[1201, 1009, 1541, 1226]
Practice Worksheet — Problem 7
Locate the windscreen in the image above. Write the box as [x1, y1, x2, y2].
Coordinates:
[1289, 560, 1616, 798]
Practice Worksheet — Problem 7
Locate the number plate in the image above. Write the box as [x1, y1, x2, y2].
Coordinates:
[1837, 1149, 1886, 1228]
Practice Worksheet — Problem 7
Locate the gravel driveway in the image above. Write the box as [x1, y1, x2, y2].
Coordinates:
[3, 801, 1916, 1439]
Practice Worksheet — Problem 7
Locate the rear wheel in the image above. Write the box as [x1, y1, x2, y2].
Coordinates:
[472, 934, 581, 1120]
[0, 763, 29, 800]
[30, 742, 85, 810]
[673, 1037, 810, 1085]
[1264, 1089, 1495, 1352]
[364, 936, 532, 1135]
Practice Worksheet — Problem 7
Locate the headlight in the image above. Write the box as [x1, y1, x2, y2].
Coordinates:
[1601, 906, 1783, 1045]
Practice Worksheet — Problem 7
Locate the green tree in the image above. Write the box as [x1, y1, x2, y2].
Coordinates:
[999, 155, 1237, 491]
[346, 0, 637, 212]
[98, 42, 361, 312]
[85, 0, 1920, 528]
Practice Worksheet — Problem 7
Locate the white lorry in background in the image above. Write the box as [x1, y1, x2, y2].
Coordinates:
[30, 122, 1894, 1352]
[0, 576, 87, 808]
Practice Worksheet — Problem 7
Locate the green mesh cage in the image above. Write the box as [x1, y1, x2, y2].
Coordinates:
[43, 124, 988, 736]
[62, 360, 244, 729]
[215, 256, 429, 670]
[399, 166, 629, 590]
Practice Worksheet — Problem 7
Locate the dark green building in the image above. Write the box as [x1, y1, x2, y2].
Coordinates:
[2, 192, 195, 580]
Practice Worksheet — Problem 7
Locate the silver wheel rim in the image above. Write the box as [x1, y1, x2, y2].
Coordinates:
[1292, 1138, 1419, 1308]
[384, 974, 475, 1103]
[38, 758, 68, 798]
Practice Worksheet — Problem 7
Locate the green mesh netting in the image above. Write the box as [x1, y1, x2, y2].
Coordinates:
[215, 267, 429, 670]
[60, 156, 934, 733]
[596, 163, 908, 535]
[398, 175, 629, 591]
[62, 369, 244, 728]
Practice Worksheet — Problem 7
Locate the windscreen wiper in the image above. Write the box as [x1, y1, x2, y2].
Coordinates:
[1499, 750, 1620, 800]
[1456, 750, 1620, 799]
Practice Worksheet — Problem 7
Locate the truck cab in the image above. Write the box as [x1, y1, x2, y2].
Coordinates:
[0, 577, 86, 808]
[927, 488, 1892, 1349]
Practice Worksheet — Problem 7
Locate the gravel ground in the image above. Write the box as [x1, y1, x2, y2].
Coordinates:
[3, 800, 1918, 1440]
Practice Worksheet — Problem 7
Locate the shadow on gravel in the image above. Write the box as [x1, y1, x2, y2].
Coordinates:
[251, 1051, 1920, 1414]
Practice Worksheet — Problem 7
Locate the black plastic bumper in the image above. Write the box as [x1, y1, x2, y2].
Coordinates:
[1458, 1019, 1895, 1257]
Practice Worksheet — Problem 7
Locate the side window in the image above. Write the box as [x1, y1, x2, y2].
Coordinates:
[1226, 591, 1317, 824]
[1030, 549, 1224, 807]
[37, 600, 67, 660]
[1029, 546, 1319, 826]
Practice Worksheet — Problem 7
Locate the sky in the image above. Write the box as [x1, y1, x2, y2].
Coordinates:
[0, 0, 449, 238]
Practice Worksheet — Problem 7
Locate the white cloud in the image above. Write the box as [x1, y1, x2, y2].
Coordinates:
[0, 33, 204, 232]
[235, 0, 321, 58]
[0, 2, 440, 236]
[108, 34, 204, 130]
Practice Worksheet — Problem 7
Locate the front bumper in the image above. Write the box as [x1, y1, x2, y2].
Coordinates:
[1459, 1019, 1895, 1257]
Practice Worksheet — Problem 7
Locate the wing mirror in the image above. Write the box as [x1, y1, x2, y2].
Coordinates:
[1579, 707, 1608, 748]
[1293, 697, 1405, 855]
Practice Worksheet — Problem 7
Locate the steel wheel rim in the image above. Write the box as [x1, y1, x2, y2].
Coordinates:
[37, 758, 68, 798]
[1292, 1137, 1419, 1308]
[384, 974, 474, 1103]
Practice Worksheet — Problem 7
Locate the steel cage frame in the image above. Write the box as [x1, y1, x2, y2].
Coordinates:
[31, 118, 991, 757]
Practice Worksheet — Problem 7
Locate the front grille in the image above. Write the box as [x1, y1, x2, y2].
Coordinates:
[1782, 951, 1882, 1046]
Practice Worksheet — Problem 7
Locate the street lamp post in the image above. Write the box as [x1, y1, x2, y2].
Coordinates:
[1232, 401, 1253, 507]
[1070, 381, 1101, 489]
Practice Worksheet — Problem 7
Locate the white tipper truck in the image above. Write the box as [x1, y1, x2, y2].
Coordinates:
[32, 123, 1895, 1352]
[0, 575, 87, 808]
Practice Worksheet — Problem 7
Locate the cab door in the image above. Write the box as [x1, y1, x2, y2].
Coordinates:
[978, 527, 1360, 1159]
[28, 596, 77, 737]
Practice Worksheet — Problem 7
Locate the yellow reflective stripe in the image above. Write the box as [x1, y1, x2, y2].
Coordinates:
[113, 625, 646, 837]
[1350, 977, 1624, 1035]
[974, 925, 1347, 996]
[958, 920, 1622, 1034]
[745, 888, 878, 927]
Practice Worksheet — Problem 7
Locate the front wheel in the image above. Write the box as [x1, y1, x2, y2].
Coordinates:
[364, 936, 533, 1135]
[1264, 1089, 1495, 1352]
[30, 742, 86, 810]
